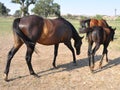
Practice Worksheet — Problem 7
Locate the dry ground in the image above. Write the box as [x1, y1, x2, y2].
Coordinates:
[0, 33, 120, 90]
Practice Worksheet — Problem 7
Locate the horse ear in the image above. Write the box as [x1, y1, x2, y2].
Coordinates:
[81, 36, 84, 39]
[114, 28, 116, 31]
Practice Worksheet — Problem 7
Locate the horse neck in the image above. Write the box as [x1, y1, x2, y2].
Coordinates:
[61, 18, 80, 41]
[104, 20, 109, 27]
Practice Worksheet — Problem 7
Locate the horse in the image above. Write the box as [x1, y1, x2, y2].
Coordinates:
[80, 18, 110, 28]
[4, 15, 83, 81]
[80, 18, 111, 38]
[79, 26, 115, 71]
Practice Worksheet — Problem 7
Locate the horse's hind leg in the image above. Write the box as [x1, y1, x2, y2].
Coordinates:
[53, 44, 59, 68]
[25, 44, 37, 76]
[106, 49, 108, 62]
[88, 41, 93, 71]
[4, 39, 23, 81]
[99, 54, 105, 69]
[91, 43, 100, 71]
[99, 44, 108, 68]
[64, 41, 76, 65]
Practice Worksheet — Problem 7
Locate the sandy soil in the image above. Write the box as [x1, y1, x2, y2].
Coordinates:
[0, 33, 120, 90]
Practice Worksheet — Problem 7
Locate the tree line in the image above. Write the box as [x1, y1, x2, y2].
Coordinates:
[0, 2, 10, 16]
[1, 0, 119, 20]
[0, 0, 60, 17]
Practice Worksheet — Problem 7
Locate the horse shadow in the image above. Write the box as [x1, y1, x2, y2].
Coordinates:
[7, 56, 120, 81]
[36, 55, 102, 76]
[37, 55, 120, 76]
[94, 57, 120, 73]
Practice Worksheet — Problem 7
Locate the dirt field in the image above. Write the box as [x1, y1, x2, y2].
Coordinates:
[0, 32, 120, 90]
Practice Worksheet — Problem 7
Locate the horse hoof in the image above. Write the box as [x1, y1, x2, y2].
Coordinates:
[33, 74, 39, 78]
[106, 59, 109, 63]
[53, 64, 57, 68]
[3, 74, 8, 81]
[73, 62, 77, 66]
[90, 69, 95, 73]
[99, 66, 102, 70]
[99, 64, 102, 69]
[31, 73, 39, 78]
[53, 66, 57, 68]
[90, 67, 94, 72]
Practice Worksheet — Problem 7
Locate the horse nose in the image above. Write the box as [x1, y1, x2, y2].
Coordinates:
[77, 51, 80, 55]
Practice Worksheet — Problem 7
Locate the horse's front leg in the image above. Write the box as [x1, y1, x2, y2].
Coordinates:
[52, 44, 59, 68]
[106, 49, 108, 62]
[64, 41, 76, 65]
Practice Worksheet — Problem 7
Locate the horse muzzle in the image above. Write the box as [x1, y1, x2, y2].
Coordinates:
[76, 51, 80, 55]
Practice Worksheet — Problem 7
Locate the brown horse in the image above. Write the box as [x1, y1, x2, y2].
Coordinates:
[4, 15, 83, 81]
[79, 26, 115, 71]
[80, 18, 111, 38]
[80, 18, 110, 28]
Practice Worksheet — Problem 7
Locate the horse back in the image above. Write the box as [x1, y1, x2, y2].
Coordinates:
[90, 19, 98, 27]
[38, 18, 72, 45]
[90, 19, 109, 28]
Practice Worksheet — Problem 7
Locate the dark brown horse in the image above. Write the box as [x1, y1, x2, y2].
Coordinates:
[79, 26, 115, 71]
[4, 15, 83, 81]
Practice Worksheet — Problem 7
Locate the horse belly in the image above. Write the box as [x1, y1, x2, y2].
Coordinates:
[37, 38, 59, 45]
[37, 36, 62, 45]
[37, 34, 71, 45]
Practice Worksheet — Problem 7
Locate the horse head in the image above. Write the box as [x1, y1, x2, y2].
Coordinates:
[109, 26, 116, 41]
[80, 20, 86, 28]
[74, 36, 84, 55]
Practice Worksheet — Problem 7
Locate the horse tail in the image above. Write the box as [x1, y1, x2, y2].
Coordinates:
[79, 27, 93, 33]
[13, 18, 35, 47]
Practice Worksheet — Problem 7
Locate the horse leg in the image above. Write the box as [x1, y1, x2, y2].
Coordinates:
[105, 44, 109, 62]
[91, 43, 100, 71]
[25, 45, 37, 76]
[88, 41, 93, 71]
[99, 44, 108, 68]
[106, 49, 108, 62]
[52, 44, 59, 68]
[64, 41, 76, 64]
[4, 42, 23, 81]
[99, 54, 105, 69]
